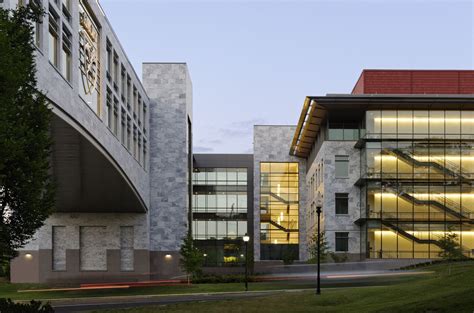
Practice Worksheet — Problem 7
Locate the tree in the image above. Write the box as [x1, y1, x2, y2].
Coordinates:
[438, 229, 465, 275]
[0, 4, 54, 277]
[308, 231, 330, 263]
[179, 235, 204, 284]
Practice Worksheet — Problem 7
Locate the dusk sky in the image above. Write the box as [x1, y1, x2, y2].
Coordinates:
[100, 0, 473, 153]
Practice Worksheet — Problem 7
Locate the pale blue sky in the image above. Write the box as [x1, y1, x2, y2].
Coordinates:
[100, 0, 474, 153]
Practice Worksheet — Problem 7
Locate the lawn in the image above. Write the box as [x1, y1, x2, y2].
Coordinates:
[93, 262, 474, 313]
[0, 272, 417, 301]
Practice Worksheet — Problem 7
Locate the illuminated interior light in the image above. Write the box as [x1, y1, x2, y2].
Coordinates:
[374, 230, 474, 235]
[373, 155, 474, 161]
[374, 193, 474, 198]
[374, 117, 471, 123]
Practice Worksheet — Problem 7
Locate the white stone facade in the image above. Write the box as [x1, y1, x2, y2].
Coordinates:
[306, 141, 362, 259]
[143, 63, 193, 253]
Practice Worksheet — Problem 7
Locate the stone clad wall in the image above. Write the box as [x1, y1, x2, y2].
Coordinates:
[32, 0, 150, 207]
[143, 63, 193, 278]
[11, 213, 149, 283]
[315, 141, 361, 259]
[253, 125, 308, 261]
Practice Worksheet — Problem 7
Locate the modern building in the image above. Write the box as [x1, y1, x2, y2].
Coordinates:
[4, 1, 474, 284]
[292, 70, 474, 260]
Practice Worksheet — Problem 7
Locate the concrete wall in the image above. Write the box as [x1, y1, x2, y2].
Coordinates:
[306, 141, 362, 260]
[143, 63, 193, 279]
[253, 126, 308, 261]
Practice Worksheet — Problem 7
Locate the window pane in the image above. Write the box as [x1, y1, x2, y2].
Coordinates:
[335, 232, 349, 251]
[328, 128, 343, 140]
[397, 110, 413, 139]
[366, 110, 381, 135]
[335, 193, 349, 214]
[335, 155, 349, 178]
[462, 111, 474, 135]
[413, 111, 429, 136]
[445, 110, 460, 135]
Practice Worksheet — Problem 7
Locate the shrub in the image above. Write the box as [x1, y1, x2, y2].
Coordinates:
[282, 248, 297, 265]
[0, 298, 54, 312]
[330, 252, 348, 263]
[192, 274, 256, 284]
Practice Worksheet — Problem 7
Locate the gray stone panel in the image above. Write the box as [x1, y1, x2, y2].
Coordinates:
[253, 126, 308, 261]
[143, 63, 193, 252]
[80, 226, 107, 271]
[120, 226, 134, 271]
[52, 226, 67, 271]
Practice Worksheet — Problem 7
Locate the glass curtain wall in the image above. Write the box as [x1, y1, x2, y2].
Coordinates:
[364, 110, 474, 258]
[260, 162, 299, 260]
[192, 168, 248, 266]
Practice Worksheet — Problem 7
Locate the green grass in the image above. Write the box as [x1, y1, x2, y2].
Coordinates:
[93, 262, 474, 313]
[0, 272, 417, 301]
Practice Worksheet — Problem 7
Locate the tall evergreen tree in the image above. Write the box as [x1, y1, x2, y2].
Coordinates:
[0, 4, 54, 275]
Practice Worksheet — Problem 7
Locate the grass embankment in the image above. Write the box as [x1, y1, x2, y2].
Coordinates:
[0, 271, 417, 301]
[95, 262, 474, 313]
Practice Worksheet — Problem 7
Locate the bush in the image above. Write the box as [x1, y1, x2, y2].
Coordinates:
[192, 274, 256, 284]
[330, 252, 348, 263]
[282, 248, 297, 265]
[0, 298, 54, 312]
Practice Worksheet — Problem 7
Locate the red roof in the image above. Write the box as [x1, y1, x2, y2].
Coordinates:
[352, 70, 474, 95]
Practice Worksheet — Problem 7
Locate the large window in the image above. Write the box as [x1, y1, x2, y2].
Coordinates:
[113, 97, 119, 136]
[364, 109, 474, 259]
[335, 155, 349, 178]
[61, 27, 72, 81]
[260, 162, 299, 260]
[106, 89, 112, 129]
[335, 193, 349, 214]
[106, 40, 112, 78]
[328, 121, 359, 140]
[48, 9, 59, 67]
[192, 167, 249, 266]
[335, 232, 349, 252]
[31, 0, 42, 48]
[366, 110, 474, 139]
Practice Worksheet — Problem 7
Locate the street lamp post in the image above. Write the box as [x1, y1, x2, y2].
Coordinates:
[316, 205, 322, 295]
[243, 233, 250, 291]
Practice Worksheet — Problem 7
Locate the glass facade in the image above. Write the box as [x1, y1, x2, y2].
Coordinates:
[260, 162, 299, 260]
[363, 110, 474, 258]
[192, 168, 248, 266]
[328, 120, 360, 140]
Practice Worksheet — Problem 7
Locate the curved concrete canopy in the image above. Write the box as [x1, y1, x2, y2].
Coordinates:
[51, 114, 147, 213]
